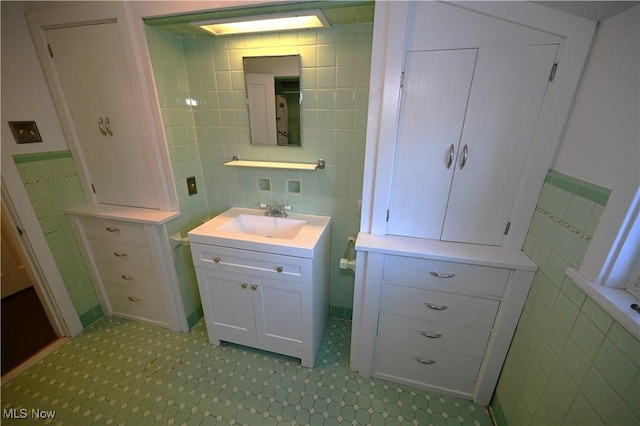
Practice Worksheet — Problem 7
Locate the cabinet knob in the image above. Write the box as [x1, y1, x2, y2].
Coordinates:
[429, 271, 455, 279]
[459, 144, 468, 169]
[241, 282, 248, 289]
[419, 330, 442, 339]
[446, 144, 454, 169]
[213, 257, 221, 263]
[415, 356, 436, 365]
[105, 116, 113, 136]
[98, 116, 107, 135]
[106, 227, 120, 233]
[121, 275, 135, 281]
[113, 252, 128, 258]
[128, 296, 141, 302]
[424, 302, 448, 311]
[250, 284, 258, 291]
[275, 266, 284, 273]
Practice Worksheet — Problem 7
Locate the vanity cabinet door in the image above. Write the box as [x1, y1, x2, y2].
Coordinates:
[196, 268, 256, 347]
[45, 23, 159, 209]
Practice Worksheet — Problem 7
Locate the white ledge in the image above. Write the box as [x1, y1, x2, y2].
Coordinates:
[224, 158, 325, 171]
[566, 267, 640, 339]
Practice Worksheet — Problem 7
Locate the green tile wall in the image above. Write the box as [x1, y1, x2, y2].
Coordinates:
[145, 22, 373, 320]
[13, 151, 102, 328]
[491, 171, 639, 425]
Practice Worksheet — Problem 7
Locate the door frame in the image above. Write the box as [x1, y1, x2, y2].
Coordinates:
[1, 151, 83, 337]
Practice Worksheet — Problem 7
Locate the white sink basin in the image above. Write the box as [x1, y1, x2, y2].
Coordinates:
[188, 208, 331, 258]
[218, 214, 307, 239]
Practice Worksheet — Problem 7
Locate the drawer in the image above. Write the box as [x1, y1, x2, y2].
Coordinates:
[383, 255, 508, 297]
[96, 262, 159, 293]
[81, 216, 147, 247]
[373, 338, 481, 393]
[380, 283, 499, 329]
[377, 312, 491, 357]
[104, 285, 167, 325]
[191, 244, 311, 283]
[88, 240, 154, 269]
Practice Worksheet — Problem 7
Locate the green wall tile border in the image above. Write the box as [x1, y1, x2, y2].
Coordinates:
[13, 150, 72, 164]
[546, 170, 611, 205]
[187, 306, 204, 329]
[79, 305, 104, 328]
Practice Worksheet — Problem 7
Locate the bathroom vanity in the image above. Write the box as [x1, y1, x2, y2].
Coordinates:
[189, 208, 331, 367]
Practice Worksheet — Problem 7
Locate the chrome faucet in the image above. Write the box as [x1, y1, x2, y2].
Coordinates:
[261, 202, 290, 217]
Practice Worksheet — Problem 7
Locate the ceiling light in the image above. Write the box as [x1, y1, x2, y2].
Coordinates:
[192, 10, 330, 36]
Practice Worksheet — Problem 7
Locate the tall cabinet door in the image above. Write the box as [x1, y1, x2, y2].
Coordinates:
[45, 23, 159, 209]
[387, 50, 477, 239]
[441, 44, 558, 245]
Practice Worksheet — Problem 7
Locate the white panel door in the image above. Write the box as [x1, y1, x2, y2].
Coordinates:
[198, 269, 255, 345]
[387, 49, 477, 239]
[252, 276, 304, 353]
[46, 23, 159, 209]
[246, 73, 277, 145]
[441, 44, 558, 245]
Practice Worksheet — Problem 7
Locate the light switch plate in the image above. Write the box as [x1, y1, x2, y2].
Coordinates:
[187, 176, 197, 195]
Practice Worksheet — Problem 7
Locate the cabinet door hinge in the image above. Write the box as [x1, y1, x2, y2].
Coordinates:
[91, 184, 96, 194]
[400, 71, 405, 88]
[549, 63, 558, 81]
[504, 222, 511, 235]
[386, 209, 390, 222]
[16, 226, 24, 237]
[47, 44, 54, 58]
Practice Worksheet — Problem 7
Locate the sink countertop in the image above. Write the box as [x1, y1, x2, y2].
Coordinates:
[188, 207, 332, 258]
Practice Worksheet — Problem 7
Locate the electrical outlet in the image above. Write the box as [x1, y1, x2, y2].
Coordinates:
[187, 176, 197, 195]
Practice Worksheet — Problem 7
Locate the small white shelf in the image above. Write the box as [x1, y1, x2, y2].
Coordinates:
[224, 157, 325, 171]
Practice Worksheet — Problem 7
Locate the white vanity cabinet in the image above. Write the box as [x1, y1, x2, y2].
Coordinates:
[351, 234, 537, 405]
[66, 205, 187, 332]
[190, 239, 330, 368]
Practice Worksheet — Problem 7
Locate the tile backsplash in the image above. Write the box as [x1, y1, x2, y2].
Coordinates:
[491, 170, 639, 425]
[146, 22, 373, 319]
[13, 151, 102, 327]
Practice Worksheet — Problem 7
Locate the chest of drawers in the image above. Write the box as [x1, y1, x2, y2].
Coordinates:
[351, 234, 537, 405]
[66, 205, 188, 332]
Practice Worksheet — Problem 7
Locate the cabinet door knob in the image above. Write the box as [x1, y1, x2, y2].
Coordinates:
[213, 257, 221, 263]
[419, 330, 442, 339]
[128, 296, 141, 302]
[275, 266, 284, 273]
[424, 302, 448, 311]
[241, 282, 248, 289]
[429, 271, 455, 279]
[106, 227, 120, 233]
[121, 275, 135, 281]
[250, 284, 258, 291]
[459, 144, 468, 169]
[113, 252, 128, 258]
[446, 144, 454, 169]
[98, 116, 107, 135]
[415, 356, 435, 365]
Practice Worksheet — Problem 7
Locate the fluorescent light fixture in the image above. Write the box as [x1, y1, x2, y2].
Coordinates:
[192, 10, 329, 36]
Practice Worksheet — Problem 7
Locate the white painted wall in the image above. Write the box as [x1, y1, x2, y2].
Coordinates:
[553, 5, 639, 189]
[1, 1, 68, 155]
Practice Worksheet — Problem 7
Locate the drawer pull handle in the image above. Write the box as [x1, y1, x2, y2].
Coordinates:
[106, 227, 120, 233]
[128, 296, 141, 302]
[113, 252, 128, 258]
[415, 356, 435, 365]
[430, 271, 455, 279]
[213, 257, 221, 263]
[241, 282, 248, 289]
[251, 284, 258, 291]
[121, 275, 135, 281]
[419, 330, 442, 339]
[424, 302, 448, 311]
[276, 266, 284, 273]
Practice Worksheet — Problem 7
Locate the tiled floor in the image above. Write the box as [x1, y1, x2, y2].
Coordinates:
[1, 317, 493, 425]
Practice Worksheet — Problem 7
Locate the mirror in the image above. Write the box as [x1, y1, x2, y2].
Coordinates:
[243, 55, 301, 147]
